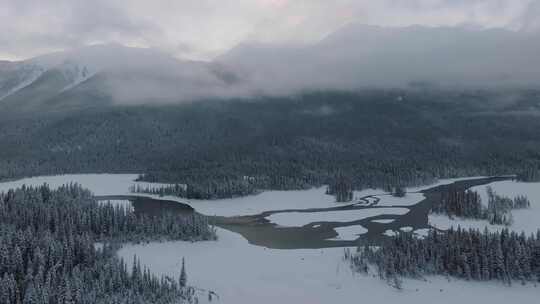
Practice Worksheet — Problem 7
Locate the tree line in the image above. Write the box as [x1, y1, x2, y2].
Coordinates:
[2, 90, 540, 198]
[346, 227, 540, 289]
[517, 167, 540, 182]
[431, 186, 531, 225]
[0, 184, 216, 303]
[131, 177, 257, 200]
[326, 174, 353, 202]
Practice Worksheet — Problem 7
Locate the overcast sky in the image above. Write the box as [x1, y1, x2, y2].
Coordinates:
[1, 0, 539, 61]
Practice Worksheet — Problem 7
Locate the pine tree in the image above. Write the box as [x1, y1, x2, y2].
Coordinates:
[393, 186, 406, 198]
[179, 257, 187, 288]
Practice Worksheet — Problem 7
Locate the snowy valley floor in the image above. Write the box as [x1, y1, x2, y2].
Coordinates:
[1, 174, 539, 303]
[118, 227, 540, 304]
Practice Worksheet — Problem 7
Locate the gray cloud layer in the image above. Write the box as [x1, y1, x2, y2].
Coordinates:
[1, 0, 539, 61]
[217, 24, 540, 95]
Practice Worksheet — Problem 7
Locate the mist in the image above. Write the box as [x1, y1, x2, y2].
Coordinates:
[2, 24, 540, 108]
[216, 24, 540, 96]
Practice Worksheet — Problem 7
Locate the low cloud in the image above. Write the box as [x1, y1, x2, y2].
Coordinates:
[0, 0, 538, 61]
[217, 24, 540, 95]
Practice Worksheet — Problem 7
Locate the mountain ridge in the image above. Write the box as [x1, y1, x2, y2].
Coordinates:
[0, 44, 243, 112]
[2, 25, 540, 113]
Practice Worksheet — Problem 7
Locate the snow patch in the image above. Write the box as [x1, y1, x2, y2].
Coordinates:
[400, 226, 414, 232]
[383, 230, 398, 237]
[190, 187, 387, 217]
[371, 219, 395, 224]
[329, 225, 368, 241]
[267, 208, 410, 227]
[0, 65, 44, 100]
[414, 228, 431, 238]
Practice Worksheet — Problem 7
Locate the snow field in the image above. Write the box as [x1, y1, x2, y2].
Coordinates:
[118, 228, 540, 304]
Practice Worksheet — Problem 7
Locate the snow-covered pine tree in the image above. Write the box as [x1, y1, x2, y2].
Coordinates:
[179, 257, 187, 288]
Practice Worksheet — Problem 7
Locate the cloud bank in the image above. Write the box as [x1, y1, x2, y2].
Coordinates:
[1, 0, 539, 61]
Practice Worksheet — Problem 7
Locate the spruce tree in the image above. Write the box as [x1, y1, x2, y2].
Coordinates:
[179, 258, 187, 288]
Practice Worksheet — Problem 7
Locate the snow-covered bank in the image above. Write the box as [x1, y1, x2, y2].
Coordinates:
[0, 174, 184, 209]
[191, 183, 428, 217]
[429, 215, 506, 232]
[267, 208, 409, 227]
[191, 187, 386, 217]
[429, 180, 540, 235]
[118, 228, 540, 304]
[470, 180, 540, 208]
[408, 176, 491, 192]
[0, 174, 482, 218]
[368, 192, 426, 207]
[0, 174, 174, 196]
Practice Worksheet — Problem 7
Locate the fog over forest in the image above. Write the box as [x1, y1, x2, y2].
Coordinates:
[1, 1, 540, 105]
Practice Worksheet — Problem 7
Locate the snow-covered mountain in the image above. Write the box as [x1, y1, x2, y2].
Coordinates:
[0, 61, 46, 100]
[217, 24, 540, 94]
[2, 25, 540, 113]
[0, 44, 244, 112]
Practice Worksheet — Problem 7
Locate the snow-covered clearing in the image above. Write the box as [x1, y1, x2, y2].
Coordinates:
[0, 174, 180, 208]
[267, 208, 409, 227]
[192, 177, 464, 217]
[359, 176, 490, 209]
[470, 180, 540, 208]
[190, 185, 425, 218]
[118, 228, 540, 304]
[192, 187, 385, 217]
[329, 225, 368, 241]
[429, 180, 540, 235]
[0, 174, 174, 196]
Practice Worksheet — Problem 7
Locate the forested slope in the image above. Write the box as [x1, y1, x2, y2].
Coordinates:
[1, 89, 540, 198]
[0, 184, 215, 303]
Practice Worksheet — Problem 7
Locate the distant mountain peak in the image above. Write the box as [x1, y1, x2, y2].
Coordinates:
[0, 43, 245, 111]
